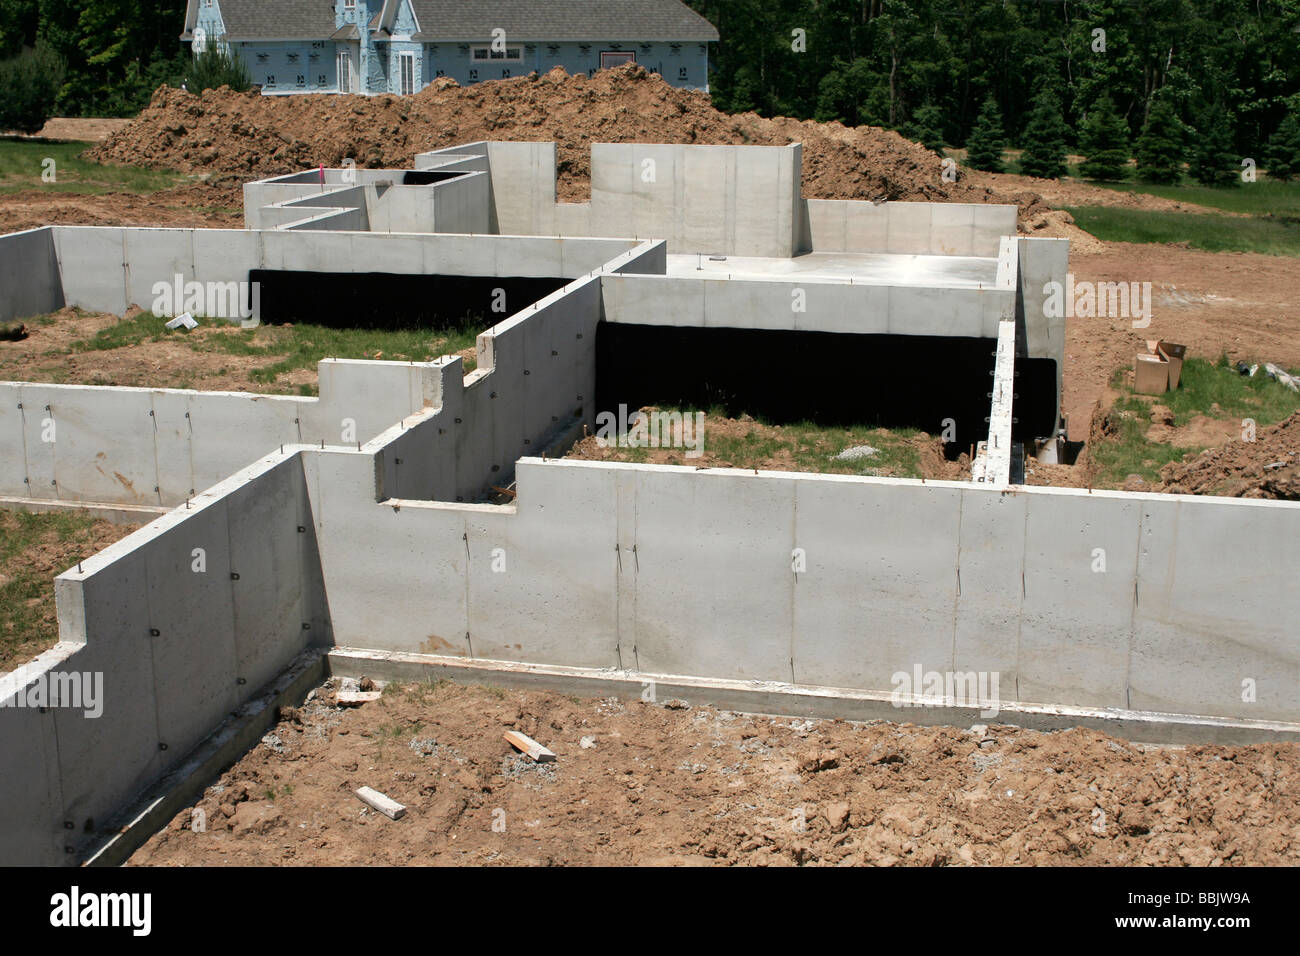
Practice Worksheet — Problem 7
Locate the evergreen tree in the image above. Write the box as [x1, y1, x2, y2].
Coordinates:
[1264, 110, 1300, 181]
[1135, 99, 1185, 184]
[1018, 88, 1068, 179]
[1078, 94, 1129, 181]
[0, 42, 64, 133]
[903, 103, 946, 154]
[964, 95, 1006, 172]
[1189, 105, 1238, 187]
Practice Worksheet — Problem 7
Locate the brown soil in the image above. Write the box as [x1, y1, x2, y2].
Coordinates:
[90, 67, 1050, 212]
[129, 679, 1300, 866]
[0, 306, 316, 394]
[0, 179, 244, 234]
[0, 509, 139, 673]
[1158, 411, 1300, 499]
[34, 117, 133, 142]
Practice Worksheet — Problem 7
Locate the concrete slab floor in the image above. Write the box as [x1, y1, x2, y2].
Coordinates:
[665, 251, 1000, 288]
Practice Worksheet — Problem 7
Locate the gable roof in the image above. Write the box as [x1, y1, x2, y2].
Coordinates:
[185, 0, 339, 42]
[182, 0, 718, 44]
[410, 0, 718, 41]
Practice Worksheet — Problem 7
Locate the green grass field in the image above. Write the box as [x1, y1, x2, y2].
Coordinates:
[1062, 205, 1300, 256]
[0, 137, 187, 195]
[1089, 356, 1300, 487]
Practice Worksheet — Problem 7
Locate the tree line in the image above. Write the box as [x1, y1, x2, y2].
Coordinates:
[686, 0, 1300, 180]
[1, 0, 1296, 181]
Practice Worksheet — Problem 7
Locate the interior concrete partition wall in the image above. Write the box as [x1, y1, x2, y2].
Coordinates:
[371, 271, 613, 503]
[801, 200, 1019, 258]
[0, 359, 439, 507]
[599, 273, 1014, 339]
[313, 456, 1300, 729]
[415, 141, 803, 257]
[40, 226, 647, 320]
[0, 448, 328, 865]
[0, 227, 64, 323]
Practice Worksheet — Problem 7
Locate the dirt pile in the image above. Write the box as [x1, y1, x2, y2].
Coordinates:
[1159, 411, 1300, 498]
[90, 64, 1043, 217]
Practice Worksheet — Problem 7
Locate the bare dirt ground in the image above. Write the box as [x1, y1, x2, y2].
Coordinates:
[34, 118, 133, 142]
[0, 179, 244, 234]
[0, 508, 139, 673]
[0, 306, 316, 393]
[129, 679, 1300, 866]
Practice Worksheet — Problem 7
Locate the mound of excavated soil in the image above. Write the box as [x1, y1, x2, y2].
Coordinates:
[90, 64, 1049, 221]
[1159, 411, 1300, 499]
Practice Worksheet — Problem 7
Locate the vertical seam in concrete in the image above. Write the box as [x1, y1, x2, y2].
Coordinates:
[951, 490, 965, 673]
[788, 480, 798, 685]
[1015, 494, 1030, 702]
[462, 516, 473, 659]
[149, 393, 162, 506]
[120, 230, 130, 315]
[1126, 503, 1146, 712]
[17, 389, 31, 494]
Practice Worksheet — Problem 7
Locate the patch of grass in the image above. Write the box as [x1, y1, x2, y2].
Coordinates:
[0, 138, 188, 195]
[0, 509, 117, 672]
[615, 406, 932, 478]
[1087, 178, 1300, 217]
[1089, 356, 1300, 487]
[56, 313, 483, 392]
[1063, 205, 1300, 257]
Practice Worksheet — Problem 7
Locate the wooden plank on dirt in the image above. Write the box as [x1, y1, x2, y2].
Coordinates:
[336, 690, 382, 705]
[504, 730, 556, 763]
[355, 786, 406, 820]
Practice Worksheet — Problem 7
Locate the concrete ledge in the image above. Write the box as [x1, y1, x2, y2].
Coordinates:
[0, 496, 168, 526]
[327, 647, 1300, 746]
[82, 648, 326, 867]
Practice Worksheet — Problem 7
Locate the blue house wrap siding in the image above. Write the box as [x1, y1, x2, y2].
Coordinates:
[189, 0, 714, 96]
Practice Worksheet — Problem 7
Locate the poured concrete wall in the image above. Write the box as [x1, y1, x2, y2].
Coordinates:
[33, 227, 643, 321]
[415, 141, 802, 256]
[0, 359, 439, 507]
[313, 457, 1300, 727]
[600, 274, 1014, 339]
[0, 228, 63, 323]
[372, 273, 605, 503]
[802, 200, 1018, 258]
[0, 450, 327, 864]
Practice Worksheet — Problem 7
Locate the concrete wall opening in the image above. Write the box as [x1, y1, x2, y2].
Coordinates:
[250, 271, 568, 330]
[595, 323, 1058, 451]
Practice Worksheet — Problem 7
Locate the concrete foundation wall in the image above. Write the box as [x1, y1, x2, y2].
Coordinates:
[0, 228, 63, 323]
[0, 450, 328, 865]
[35, 227, 644, 322]
[0, 359, 439, 506]
[803, 200, 1018, 258]
[372, 273, 605, 503]
[416, 142, 802, 256]
[314, 458, 1300, 728]
[600, 273, 1013, 339]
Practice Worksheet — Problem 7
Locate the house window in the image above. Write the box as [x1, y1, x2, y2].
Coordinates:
[342, 0, 355, 9]
[398, 53, 416, 95]
[337, 52, 351, 92]
[600, 51, 636, 70]
[471, 45, 522, 62]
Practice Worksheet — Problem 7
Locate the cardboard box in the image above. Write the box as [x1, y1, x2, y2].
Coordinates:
[1135, 352, 1169, 394]
[1159, 341, 1187, 389]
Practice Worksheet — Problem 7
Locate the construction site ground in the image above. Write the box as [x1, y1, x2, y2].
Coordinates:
[4, 69, 1299, 865]
[128, 678, 1300, 867]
